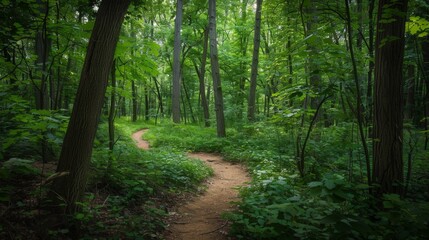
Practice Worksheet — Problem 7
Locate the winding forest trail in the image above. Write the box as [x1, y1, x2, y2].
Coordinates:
[131, 129, 250, 240]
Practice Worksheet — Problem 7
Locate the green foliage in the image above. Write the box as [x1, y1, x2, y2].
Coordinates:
[189, 122, 428, 240]
[406, 16, 429, 37]
[0, 0, 428, 238]
[228, 172, 429, 239]
[0, 90, 68, 161]
[69, 120, 213, 238]
[1, 158, 39, 177]
[143, 123, 228, 153]
[0, 158, 39, 203]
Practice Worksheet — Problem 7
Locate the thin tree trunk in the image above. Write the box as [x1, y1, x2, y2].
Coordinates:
[345, 0, 372, 187]
[153, 77, 164, 115]
[130, 23, 138, 122]
[108, 59, 116, 151]
[145, 84, 150, 121]
[237, 0, 248, 120]
[367, 0, 375, 129]
[357, 0, 363, 50]
[53, 1, 62, 110]
[288, 36, 293, 106]
[405, 65, 416, 120]
[208, 0, 226, 137]
[35, 0, 52, 163]
[372, 0, 408, 196]
[194, 27, 210, 127]
[183, 78, 196, 122]
[181, 87, 187, 123]
[131, 80, 137, 122]
[298, 96, 329, 177]
[50, 0, 131, 213]
[421, 37, 429, 149]
[35, 0, 50, 110]
[247, 0, 263, 121]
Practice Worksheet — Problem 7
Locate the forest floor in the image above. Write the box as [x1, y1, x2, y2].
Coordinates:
[132, 129, 250, 240]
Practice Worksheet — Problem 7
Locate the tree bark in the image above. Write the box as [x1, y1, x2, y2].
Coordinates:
[108, 59, 116, 151]
[153, 77, 164, 115]
[345, 0, 372, 188]
[247, 0, 263, 121]
[131, 80, 137, 122]
[236, 0, 249, 120]
[372, 0, 408, 196]
[172, 0, 183, 123]
[405, 65, 415, 120]
[208, 0, 226, 137]
[421, 37, 429, 149]
[367, 0, 375, 130]
[302, 0, 322, 112]
[35, 0, 50, 110]
[144, 84, 150, 121]
[50, 0, 131, 213]
[130, 23, 139, 122]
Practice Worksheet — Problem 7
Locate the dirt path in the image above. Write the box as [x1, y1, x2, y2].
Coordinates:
[132, 129, 150, 150]
[131, 129, 250, 240]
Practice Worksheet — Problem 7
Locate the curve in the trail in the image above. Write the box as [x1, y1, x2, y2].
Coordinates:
[131, 129, 250, 240]
[132, 128, 150, 150]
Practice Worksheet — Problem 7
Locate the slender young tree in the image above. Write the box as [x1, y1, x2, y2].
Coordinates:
[208, 0, 226, 137]
[247, 0, 263, 121]
[367, 0, 376, 127]
[345, 0, 371, 187]
[35, 0, 50, 110]
[131, 24, 138, 122]
[235, 0, 249, 120]
[193, 27, 210, 127]
[50, 0, 131, 213]
[422, 37, 429, 149]
[172, 0, 183, 123]
[108, 59, 117, 151]
[372, 0, 408, 196]
[302, 0, 322, 112]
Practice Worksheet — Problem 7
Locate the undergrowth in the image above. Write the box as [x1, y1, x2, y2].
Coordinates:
[76, 118, 213, 239]
[1, 118, 428, 239]
[139, 121, 429, 239]
[0, 118, 213, 239]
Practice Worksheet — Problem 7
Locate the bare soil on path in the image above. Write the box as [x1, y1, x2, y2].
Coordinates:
[131, 129, 250, 240]
[132, 129, 150, 150]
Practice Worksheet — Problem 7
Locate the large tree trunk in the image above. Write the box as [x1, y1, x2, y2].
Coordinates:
[247, 0, 263, 121]
[50, 0, 130, 213]
[172, 0, 183, 123]
[208, 0, 226, 137]
[372, 0, 408, 196]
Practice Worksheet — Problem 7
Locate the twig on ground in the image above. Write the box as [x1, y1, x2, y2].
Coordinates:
[172, 221, 190, 224]
[200, 221, 229, 235]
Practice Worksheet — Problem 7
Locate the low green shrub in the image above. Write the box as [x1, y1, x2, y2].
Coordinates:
[227, 172, 429, 239]
[74, 120, 214, 238]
